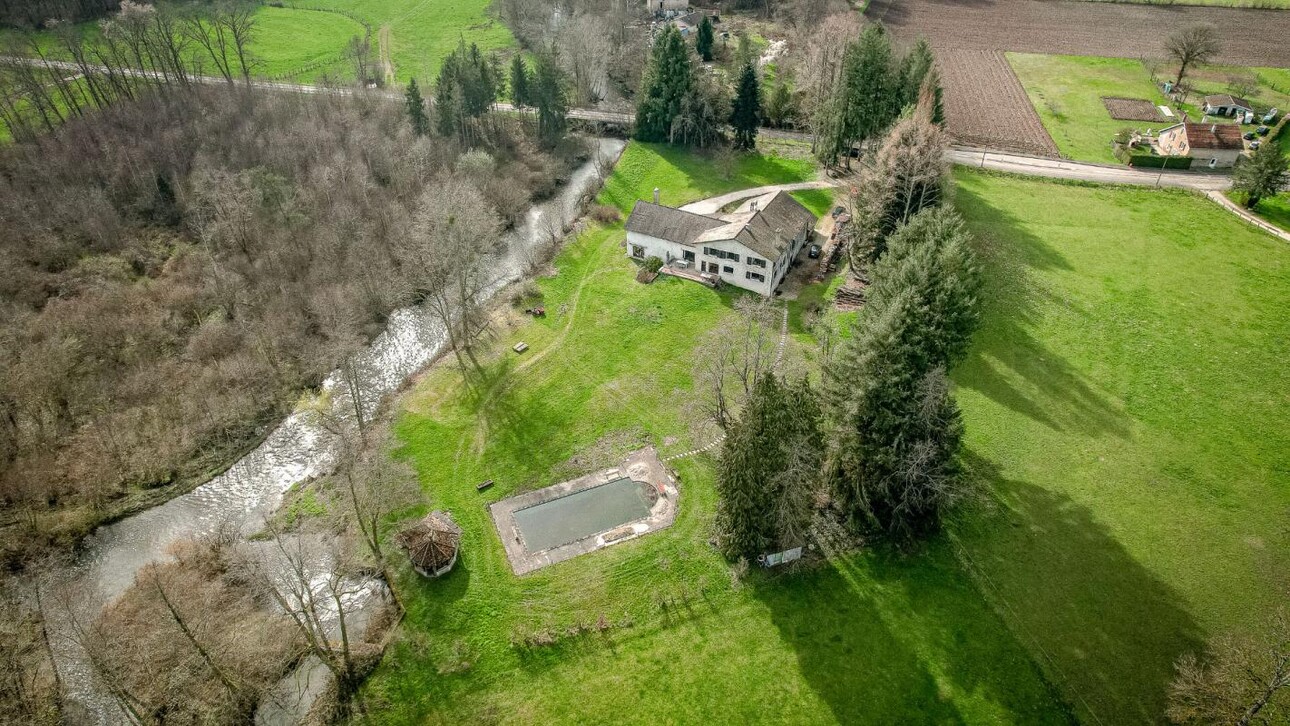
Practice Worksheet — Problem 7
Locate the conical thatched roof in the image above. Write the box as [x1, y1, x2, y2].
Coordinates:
[396, 511, 462, 576]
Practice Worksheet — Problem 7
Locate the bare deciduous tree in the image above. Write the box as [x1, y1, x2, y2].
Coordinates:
[1165, 24, 1222, 91]
[1167, 600, 1290, 726]
[695, 296, 780, 430]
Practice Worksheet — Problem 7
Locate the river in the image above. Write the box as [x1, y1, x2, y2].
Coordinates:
[48, 137, 627, 725]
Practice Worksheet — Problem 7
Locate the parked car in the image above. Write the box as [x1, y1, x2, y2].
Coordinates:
[808, 244, 821, 259]
[830, 206, 845, 218]
[1250, 140, 1262, 150]
[1243, 131, 1257, 141]
[1256, 125, 1270, 136]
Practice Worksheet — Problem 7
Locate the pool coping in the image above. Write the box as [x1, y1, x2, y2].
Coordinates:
[489, 447, 679, 575]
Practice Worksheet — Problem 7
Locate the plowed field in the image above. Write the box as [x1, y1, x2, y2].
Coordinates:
[869, 0, 1290, 155]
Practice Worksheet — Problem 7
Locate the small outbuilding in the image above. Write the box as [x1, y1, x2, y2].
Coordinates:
[1201, 94, 1253, 119]
[396, 511, 462, 578]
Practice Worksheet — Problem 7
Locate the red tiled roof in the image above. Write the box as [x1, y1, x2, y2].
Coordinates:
[1182, 123, 1244, 151]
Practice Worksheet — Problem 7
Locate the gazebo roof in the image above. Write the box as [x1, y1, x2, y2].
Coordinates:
[395, 511, 462, 573]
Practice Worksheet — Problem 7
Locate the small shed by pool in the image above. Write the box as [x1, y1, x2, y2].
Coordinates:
[396, 511, 462, 578]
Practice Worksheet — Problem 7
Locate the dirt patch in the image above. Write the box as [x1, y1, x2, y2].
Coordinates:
[1102, 97, 1163, 121]
[939, 49, 1060, 157]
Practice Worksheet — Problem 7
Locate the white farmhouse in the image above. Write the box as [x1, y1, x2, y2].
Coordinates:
[625, 190, 816, 296]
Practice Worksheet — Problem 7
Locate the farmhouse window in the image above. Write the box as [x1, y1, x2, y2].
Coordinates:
[746, 272, 765, 282]
[723, 265, 734, 274]
[683, 250, 695, 262]
[747, 256, 766, 268]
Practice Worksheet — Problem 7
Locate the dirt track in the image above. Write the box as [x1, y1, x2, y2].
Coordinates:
[868, 0, 1290, 155]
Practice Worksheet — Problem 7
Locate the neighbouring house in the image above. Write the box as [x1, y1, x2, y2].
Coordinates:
[1154, 122, 1245, 168]
[1202, 94, 1253, 119]
[648, 0, 689, 13]
[396, 511, 462, 578]
[672, 10, 715, 35]
[625, 189, 816, 296]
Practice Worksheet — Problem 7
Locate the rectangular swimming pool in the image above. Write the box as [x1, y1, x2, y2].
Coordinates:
[512, 477, 653, 552]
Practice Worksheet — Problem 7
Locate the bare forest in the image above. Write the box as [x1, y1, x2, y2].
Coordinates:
[0, 85, 584, 567]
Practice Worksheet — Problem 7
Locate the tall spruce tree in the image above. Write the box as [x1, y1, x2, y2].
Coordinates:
[636, 25, 693, 142]
[509, 54, 530, 107]
[897, 39, 943, 124]
[435, 40, 499, 139]
[824, 289, 965, 538]
[868, 207, 981, 368]
[846, 103, 947, 264]
[1232, 141, 1289, 209]
[696, 16, 715, 62]
[730, 61, 761, 149]
[531, 50, 568, 148]
[404, 77, 429, 136]
[717, 373, 821, 559]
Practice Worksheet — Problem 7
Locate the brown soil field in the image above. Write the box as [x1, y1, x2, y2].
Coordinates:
[868, 0, 1290, 154]
[870, 0, 1290, 67]
[940, 49, 1061, 156]
[1102, 97, 1164, 121]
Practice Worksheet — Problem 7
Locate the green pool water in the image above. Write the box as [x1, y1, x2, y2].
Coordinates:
[513, 477, 652, 552]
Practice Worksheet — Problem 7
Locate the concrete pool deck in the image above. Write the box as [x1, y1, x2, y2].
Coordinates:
[489, 447, 679, 575]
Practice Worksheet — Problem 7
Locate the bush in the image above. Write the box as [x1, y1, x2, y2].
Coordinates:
[1125, 154, 1193, 169]
[589, 204, 621, 224]
[644, 256, 664, 273]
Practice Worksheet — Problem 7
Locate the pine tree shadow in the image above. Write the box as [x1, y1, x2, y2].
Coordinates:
[954, 183, 1131, 439]
[953, 449, 1206, 724]
[751, 539, 1077, 724]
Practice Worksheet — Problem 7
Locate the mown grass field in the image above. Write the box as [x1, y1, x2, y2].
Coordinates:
[250, 6, 367, 81]
[362, 144, 1071, 724]
[363, 144, 1290, 724]
[279, 0, 515, 83]
[1009, 53, 1290, 163]
[951, 171, 1290, 724]
[1082, 0, 1290, 7]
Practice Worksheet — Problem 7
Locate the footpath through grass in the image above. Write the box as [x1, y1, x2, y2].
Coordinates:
[280, 0, 515, 83]
[1009, 53, 1290, 164]
[951, 170, 1290, 724]
[362, 144, 1070, 724]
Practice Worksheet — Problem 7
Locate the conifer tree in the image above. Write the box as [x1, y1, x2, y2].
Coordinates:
[1233, 141, 1289, 210]
[636, 25, 693, 142]
[509, 54, 530, 108]
[435, 40, 499, 139]
[696, 16, 715, 62]
[764, 76, 795, 128]
[532, 51, 568, 148]
[730, 61, 761, 149]
[404, 77, 429, 136]
[717, 373, 821, 559]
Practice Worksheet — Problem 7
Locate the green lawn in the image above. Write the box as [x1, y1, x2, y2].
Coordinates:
[951, 171, 1290, 724]
[280, 0, 515, 83]
[362, 144, 1070, 724]
[250, 6, 367, 82]
[1008, 53, 1290, 164]
[363, 146, 1289, 725]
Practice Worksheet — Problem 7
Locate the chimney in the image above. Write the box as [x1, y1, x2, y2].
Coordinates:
[750, 199, 759, 212]
[653, 187, 660, 205]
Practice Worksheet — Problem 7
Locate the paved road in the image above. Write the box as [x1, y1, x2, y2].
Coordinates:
[4, 56, 1260, 203]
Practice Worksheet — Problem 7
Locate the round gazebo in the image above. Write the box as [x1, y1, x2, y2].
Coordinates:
[395, 511, 462, 578]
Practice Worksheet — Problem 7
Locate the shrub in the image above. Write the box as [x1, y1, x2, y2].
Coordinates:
[589, 204, 621, 224]
[644, 256, 664, 273]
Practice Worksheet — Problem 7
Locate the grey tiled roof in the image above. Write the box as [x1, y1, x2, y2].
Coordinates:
[625, 201, 727, 243]
[626, 191, 815, 262]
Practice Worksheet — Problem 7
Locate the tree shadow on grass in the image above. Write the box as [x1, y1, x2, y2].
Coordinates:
[953, 450, 1206, 725]
[752, 541, 1075, 725]
[954, 183, 1131, 439]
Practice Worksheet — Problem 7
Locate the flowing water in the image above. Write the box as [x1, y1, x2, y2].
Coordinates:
[47, 138, 626, 725]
